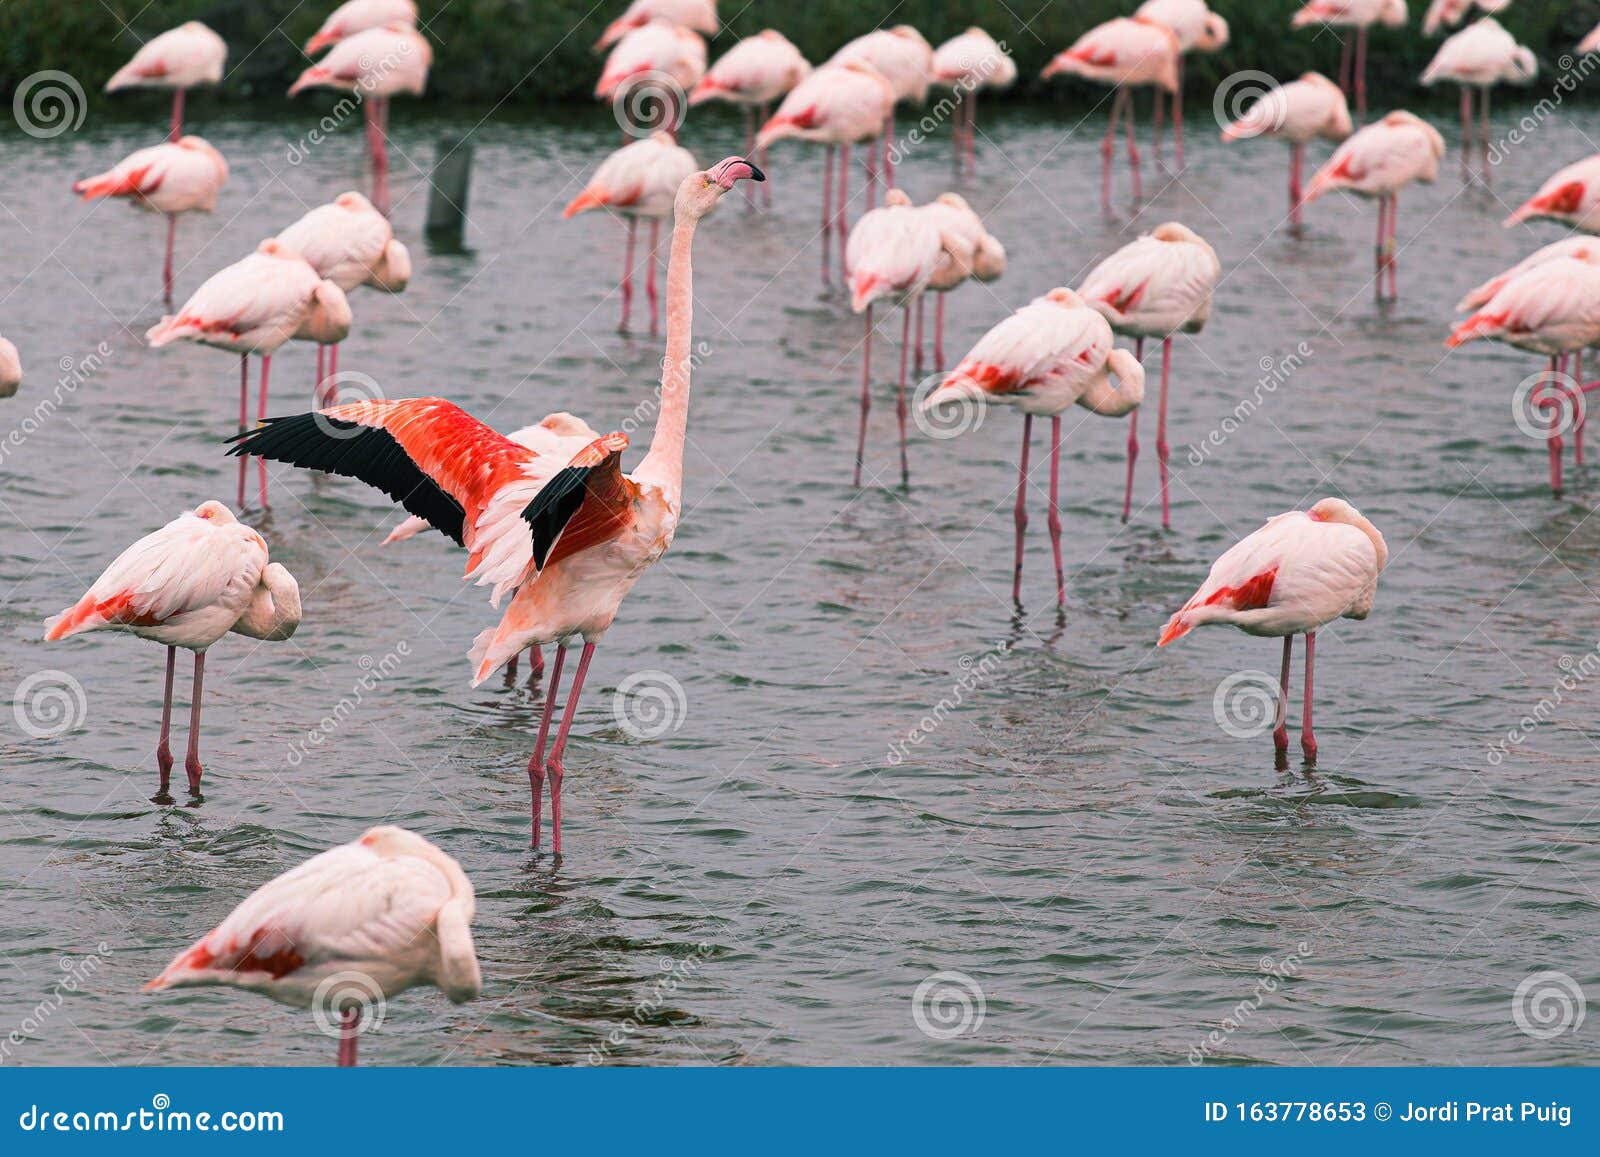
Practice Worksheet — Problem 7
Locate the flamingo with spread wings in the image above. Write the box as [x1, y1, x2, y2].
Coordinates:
[231, 157, 764, 853]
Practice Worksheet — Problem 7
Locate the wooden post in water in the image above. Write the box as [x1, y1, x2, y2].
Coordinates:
[426, 137, 473, 250]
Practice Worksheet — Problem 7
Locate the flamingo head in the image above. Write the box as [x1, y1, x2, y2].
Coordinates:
[369, 239, 412, 293]
[1195, 13, 1230, 52]
[298, 280, 353, 345]
[675, 156, 765, 220]
[191, 500, 238, 524]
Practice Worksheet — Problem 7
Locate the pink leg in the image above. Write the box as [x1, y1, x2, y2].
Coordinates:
[854, 306, 872, 487]
[934, 295, 946, 372]
[1274, 636, 1292, 772]
[838, 143, 850, 278]
[155, 645, 176, 796]
[337, 1007, 359, 1067]
[1152, 87, 1164, 161]
[1301, 630, 1317, 764]
[1387, 194, 1399, 300]
[1290, 142, 1304, 229]
[1157, 337, 1173, 530]
[326, 344, 339, 404]
[183, 652, 205, 794]
[377, 98, 391, 215]
[1459, 86, 1473, 175]
[822, 145, 833, 286]
[163, 214, 176, 306]
[897, 305, 910, 487]
[1545, 356, 1565, 496]
[1575, 350, 1585, 466]
[1013, 414, 1032, 604]
[1125, 89, 1142, 203]
[1048, 415, 1065, 607]
[169, 88, 184, 142]
[545, 642, 597, 857]
[1102, 89, 1123, 211]
[257, 355, 271, 509]
[315, 344, 326, 408]
[965, 91, 977, 175]
[1480, 86, 1491, 176]
[529, 644, 545, 682]
[865, 138, 877, 210]
[1172, 57, 1185, 169]
[621, 218, 636, 331]
[506, 651, 518, 680]
[1374, 197, 1387, 300]
[646, 218, 661, 337]
[1122, 338, 1143, 522]
[953, 98, 964, 175]
[884, 108, 895, 188]
[914, 295, 925, 376]
[1355, 28, 1367, 121]
[236, 355, 248, 509]
[527, 644, 566, 849]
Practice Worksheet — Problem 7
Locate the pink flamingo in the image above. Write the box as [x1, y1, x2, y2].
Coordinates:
[757, 62, 893, 288]
[274, 190, 411, 404]
[690, 30, 810, 206]
[920, 289, 1146, 606]
[147, 241, 352, 510]
[931, 28, 1016, 177]
[146, 826, 479, 1066]
[306, 0, 417, 53]
[827, 27, 932, 198]
[1079, 222, 1220, 530]
[232, 158, 764, 853]
[289, 25, 432, 216]
[563, 132, 697, 335]
[1136, 0, 1231, 168]
[595, 0, 718, 51]
[0, 336, 19, 399]
[1582, 20, 1600, 55]
[1448, 252, 1600, 494]
[1303, 111, 1446, 303]
[1425, 0, 1513, 37]
[1503, 155, 1600, 233]
[914, 192, 1006, 375]
[1290, 0, 1408, 121]
[847, 189, 948, 487]
[1159, 498, 1388, 768]
[105, 22, 225, 141]
[1220, 72, 1352, 230]
[43, 500, 300, 798]
[1042, 17, 1180, 211]
[1421, 17, 1535, 175]
[596, 19, 706, 136]
[72, 135, 228, 306]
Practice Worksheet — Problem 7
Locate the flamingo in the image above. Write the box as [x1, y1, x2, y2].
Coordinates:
[1582, 21, 1600, 55]
[288, 25, 432, 216]
[146, 826, 479, 1066]
[1220, 72, 1352, 230]
[827, 27, 933, 197]
[274, 191, 411, 404]
[147, 241, 353, 510]
[1421, 17, 1535, 175]
[1159, 498, 1388, 768]
[689, 30, 809, 205]
[43, 500, 300, 798]
[230, 157, 765, 853]
[1042, 17, 1181, 211]
[913, 192, 1006, 375]
[0, 336, 22, 399]
[931, 27, 1017, 177]
[71, 136, 228, 306]
[596, 19, 707, 136]
[1457, 236, 1600, 311]
[1303, 110, 1446, 303]
[756, 62, 894, 287]
[1447, 253, 1600, 494]
[1135, 0, 1231, 168]
[1290, 0, 1408, 121]
[1503, 155, 1600, 233]
[105, 22, 225, 141]
[306, 0, 417, 53]
[920, 289, 1146, 606]
[1078, 222, 1220, 530]
[595, 0, 718, 51]
[846, 189, 948, 488]
[563, 131, 697, 335]
[1424, 0, 1513, 36]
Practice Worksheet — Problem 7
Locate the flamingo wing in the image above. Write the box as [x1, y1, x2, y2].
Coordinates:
[522, 433, 639, 571]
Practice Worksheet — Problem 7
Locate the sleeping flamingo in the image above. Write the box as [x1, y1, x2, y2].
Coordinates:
[914, 193, 1006, 374]
[1421, 17, 1535, 175]
[306, 0, 417, 53]
[563, 131, 697, 335]
[1424, 0, 1513, 36]
[1220, 72, 1352, 230]
[1078, 222, 1220, 530]
[827, 27, 932, 196]
[289, 25, 432, 216]
[1503, 155, 1600, 232]
[847, 189, 947, 488]
[596, 18, 707, 136]
[274, 191, 411, 403]
[757, 62, 893, 287]
[1136, 0, 1230, 168]
[1042, 17, 1181, 211]
[146, 826, 479, 1066]
[44, 500, 300, 798]
[105, 22, 225, 141]
[147, 241, 353, 509]
[931, 28, 1017, 177]
[1448, 253, 1600, 495]
[0, 336, 20, 398]
[72, 135, 228, 306]
[1303, 111, 1446, 302]
[1159, 498, 1388, 768]
[1290, 0, 1408, 121]
[595, 0, 718, 51]
[231, 157, 764, 854]
[689, 30, 809, 204]
[920, 289, 1146, 606]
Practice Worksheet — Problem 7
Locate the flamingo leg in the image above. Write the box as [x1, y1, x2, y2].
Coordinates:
[1575, 350, 1585, 466]
[742, 106, 755, 207]
[1274, 636, 1292, 772]
[1374, 196, 1387, 300]
[183, 652, 205, 794]
[1157, 337, 1172, 530]
[838, 143, 851, 279]
[1102, 89, 1124, 211]
[529, 644, 545, 683]
[897, 305, 910, 487]
[169, 88, 184, 142]
[965, 90, 978, 175]
[1172, 57, 1185, 170]
[545, 642, 597, 857]
[621, 218, 636, 332]
[914, 294, 925, 376]
[935, 294, 946, 372]
[1480, 85, 1491, 177]
[326, 344, 339, 405]
[1387, 194, 1399, 300]
[1013, 414, 1032, 604]
[1354, 28, 1367, 121]
[1289, 142, 1304, 230]
[527, 643, 566, 849]
[156, 646, 176, 796]
[337, 1007, 359, 1067]
[315, 344, 326, 408]
[854, 305, 873, 488]
[236, 355, 248, 509]
[1122, 337, 1144, 522]
[1152, 86, 1164, 162]
[953, 96, 964, 175]
[257, 355, 271, 509]
[1459, 86, 1473, 175]
[377, 97, 391, 215]
[647, 218, 661, 338]
[1125, 89, 1142, 203]
[1048, 415, 1065, 607]
[1546, 355, 1565, 496]
[884, 108, 895, 188]
[759, 102, 772, 207]
[163, 214, 176, 306]
[822, 144, 834, 286]
[865, 136, 877, 210]
[1301, 630, 1318, 764]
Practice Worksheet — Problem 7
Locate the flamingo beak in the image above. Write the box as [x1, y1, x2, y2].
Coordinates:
[710, 157, 764, 189]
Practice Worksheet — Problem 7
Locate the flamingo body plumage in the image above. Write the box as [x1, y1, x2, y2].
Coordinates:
[595, 0, 718, 52]
[306, 0, 418, 54]
[1504, 155, 1600, 233]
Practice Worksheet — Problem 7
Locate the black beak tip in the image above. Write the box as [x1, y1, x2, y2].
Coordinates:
[743, 159, 766, 182]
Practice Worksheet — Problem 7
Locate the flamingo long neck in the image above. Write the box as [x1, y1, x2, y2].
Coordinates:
[1076, 350, 1145, 417]
[231, 568, 301, 641]
[634, 210, 700, 500]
